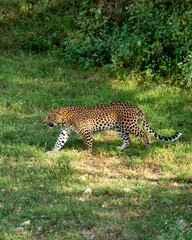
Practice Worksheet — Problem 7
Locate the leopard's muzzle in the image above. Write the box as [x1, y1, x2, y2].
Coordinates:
[44, 121, 55, 128]
[48, 123, 54, 128]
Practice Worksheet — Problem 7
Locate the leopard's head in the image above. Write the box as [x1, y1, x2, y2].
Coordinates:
[44, 108, 67, 128]
[44, 107, 80, 128]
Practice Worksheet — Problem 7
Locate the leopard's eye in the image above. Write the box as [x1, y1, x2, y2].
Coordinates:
[47, 116, 51, 119]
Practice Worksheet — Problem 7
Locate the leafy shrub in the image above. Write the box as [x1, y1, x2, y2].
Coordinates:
[0, 0, 76, 52]
[64, 0, 192, 87]
[64, 1, 112, 68]
[1, 0, 191, 87]
[179, 52, 192, 88]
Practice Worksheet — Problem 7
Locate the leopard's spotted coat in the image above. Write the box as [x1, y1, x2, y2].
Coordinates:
[44, 102, 181, 153]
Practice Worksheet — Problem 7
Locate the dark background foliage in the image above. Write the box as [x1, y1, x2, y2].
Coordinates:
[0, 0, 191, 87]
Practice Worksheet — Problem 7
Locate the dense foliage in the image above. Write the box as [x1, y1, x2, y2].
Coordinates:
[0, 0, 191, 87]
[64, 0, 192, 87]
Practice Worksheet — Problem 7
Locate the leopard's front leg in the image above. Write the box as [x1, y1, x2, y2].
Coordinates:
[79, 129, 93, 152]
[46, 127, 71, 154]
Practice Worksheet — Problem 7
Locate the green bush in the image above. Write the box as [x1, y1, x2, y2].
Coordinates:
[64, 1, 112, 68]
[0, 0, 191, 87]
[64, 0, 192, 87]
[0, 0, 76, 52]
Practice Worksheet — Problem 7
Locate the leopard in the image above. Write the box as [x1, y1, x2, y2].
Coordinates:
[44, 102, 182, 153]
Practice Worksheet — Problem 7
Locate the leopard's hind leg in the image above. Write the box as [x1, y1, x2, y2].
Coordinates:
[78, 129, 93, 152]
[116, 127, 130, 151]
[129, 124, 150, 149]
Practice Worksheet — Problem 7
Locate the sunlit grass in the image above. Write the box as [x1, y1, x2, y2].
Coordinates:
[0, 53, 191, 240]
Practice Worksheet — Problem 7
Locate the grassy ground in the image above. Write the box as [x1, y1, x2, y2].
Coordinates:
[0, 53, 192, 240]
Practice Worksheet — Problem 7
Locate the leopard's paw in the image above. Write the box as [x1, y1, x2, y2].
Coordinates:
[116, 146, 124, 151]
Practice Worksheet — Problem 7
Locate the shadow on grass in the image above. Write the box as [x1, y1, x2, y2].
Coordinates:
[1, 164, 191, 239]
[1, 54, 192, 239]
[1, 56, 191, 156]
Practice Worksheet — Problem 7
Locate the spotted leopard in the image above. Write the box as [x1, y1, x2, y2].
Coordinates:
[44, 102, 182, 153]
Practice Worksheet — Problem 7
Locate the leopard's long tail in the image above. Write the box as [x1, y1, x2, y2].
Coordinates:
[137, 109, 182, 141]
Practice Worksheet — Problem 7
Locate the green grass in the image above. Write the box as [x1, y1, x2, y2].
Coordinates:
[0, 53, 192, 240]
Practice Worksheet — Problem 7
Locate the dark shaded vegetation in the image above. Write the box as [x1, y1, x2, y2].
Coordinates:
[0, 0, 191, 87]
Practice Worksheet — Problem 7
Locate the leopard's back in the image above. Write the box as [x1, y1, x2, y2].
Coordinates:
[71, 102, 138, 132]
